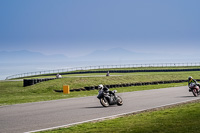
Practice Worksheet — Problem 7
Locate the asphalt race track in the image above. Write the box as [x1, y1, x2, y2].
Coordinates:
[0, 86, 200, 133]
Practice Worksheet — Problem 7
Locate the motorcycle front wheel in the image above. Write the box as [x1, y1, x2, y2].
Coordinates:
[100, 98, 109, 107]
[192, 89, 198, 97]
[117, 96, 123, 106]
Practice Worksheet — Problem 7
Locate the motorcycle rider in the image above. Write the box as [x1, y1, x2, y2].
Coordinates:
[97, 84, 104, 98]
[188, 76, 200, 91]
[97, 84, 116, 98]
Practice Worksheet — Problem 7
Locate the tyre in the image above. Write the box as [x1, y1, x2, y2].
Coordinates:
[117, 96, 123, 106]
[100, 98, 109, 107]
[192, 89, 198, 97]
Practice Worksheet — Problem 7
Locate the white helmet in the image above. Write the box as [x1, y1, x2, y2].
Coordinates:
[98, 84, 103, 90]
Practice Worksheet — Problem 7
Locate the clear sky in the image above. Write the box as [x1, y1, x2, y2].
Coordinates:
[0, 0, 200, 57]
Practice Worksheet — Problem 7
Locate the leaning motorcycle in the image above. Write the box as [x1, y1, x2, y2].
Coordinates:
[189, 83, 200, 97]
[97, 89, 123, 107]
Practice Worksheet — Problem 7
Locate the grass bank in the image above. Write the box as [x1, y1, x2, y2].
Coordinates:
[40, 100, 200, 133]
[1, 70, 199, 105]
[14, 66, 200, 79]
[0, 80, 186, 106]
[25, 71, 199, 89]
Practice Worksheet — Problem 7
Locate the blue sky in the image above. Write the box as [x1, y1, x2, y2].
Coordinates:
[0, 0, 200, 57]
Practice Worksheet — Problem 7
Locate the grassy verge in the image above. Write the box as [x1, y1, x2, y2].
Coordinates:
[13, 66, 200, 79]
[25, 71, 200, 89]
[0, 80, 186, 106]
[40, 100, 200, 133]
[1, 70, 199, 105]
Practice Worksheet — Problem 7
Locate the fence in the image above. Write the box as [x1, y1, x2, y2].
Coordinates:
[6, 62, 200, 80]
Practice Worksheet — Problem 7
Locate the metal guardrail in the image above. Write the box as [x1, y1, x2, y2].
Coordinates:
[6, 62, 200, 80]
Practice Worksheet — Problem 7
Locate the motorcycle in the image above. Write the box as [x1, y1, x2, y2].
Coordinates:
[189, 83, 200, 97]
[97, 88, 123, 107]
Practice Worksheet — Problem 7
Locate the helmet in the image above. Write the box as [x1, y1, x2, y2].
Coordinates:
[98, 84, 103, 90]
[188, 76, 192, 80]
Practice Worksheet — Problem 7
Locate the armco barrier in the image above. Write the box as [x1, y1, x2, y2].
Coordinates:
[6, 62, 200, 79]
[37, 68, 200, 76]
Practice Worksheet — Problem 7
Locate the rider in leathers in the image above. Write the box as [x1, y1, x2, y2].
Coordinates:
[188, 76, 200, 91]
[97, 84, 116, 99]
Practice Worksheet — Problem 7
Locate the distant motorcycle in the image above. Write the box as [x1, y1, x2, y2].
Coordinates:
[189, 83, 200, 97]
[97, 87, 123, 107]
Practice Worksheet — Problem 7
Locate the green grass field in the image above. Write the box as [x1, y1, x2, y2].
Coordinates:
[23, 71, 200, 90]
[1, 69, 199, 105]
[0, 80, 186, 106]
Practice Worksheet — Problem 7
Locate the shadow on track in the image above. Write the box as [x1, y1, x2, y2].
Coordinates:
[84, 106, 104, 109]
[179, 96, 197, 98]
[84, 105, 119, 109]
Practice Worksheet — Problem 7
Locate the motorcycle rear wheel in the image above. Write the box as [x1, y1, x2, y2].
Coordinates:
[117, 96, 123, 106]
[100, 98, 109, 107]
[192, 89, 198, 97]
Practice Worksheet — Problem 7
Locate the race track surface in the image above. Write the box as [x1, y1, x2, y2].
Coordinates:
[0, 86, 199, 133]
